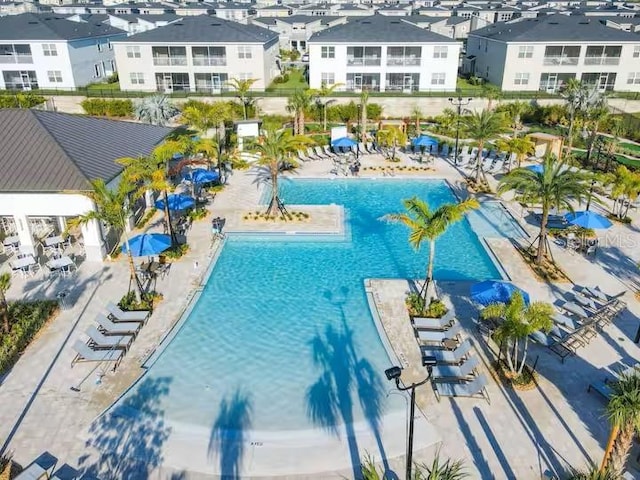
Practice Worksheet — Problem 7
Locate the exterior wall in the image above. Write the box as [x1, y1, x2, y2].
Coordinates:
[466, 35, 508, 87]
[308, 42, 460, 92]
[67, 34, 127, 86]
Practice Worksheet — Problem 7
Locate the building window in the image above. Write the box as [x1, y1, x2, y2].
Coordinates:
[634, 46, 640, 58]
[108, 40, 112, 50]
[321, 72, 335, 85]
[585, 45, 622, 66]
[47, 70, 62, 83]
[97, 42, 103, 53]
[238, 46, 252, 59]
[514, 72, 529, 85]
[42, 44, 57, 56]
[126, 46, 141, 58]
[431, 73, 445, 85]
[93, 63, 103, 78]
[321, 46, 335, 59]
[130, 72, 145, 85]
[433, 46, 448, 59]
[518, 46, 533, 59]
[627, 72, 640, 85]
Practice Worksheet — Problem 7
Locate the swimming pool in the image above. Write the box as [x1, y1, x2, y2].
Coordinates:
[104, 179, 500, 458]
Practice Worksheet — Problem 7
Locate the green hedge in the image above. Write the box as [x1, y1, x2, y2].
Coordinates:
[0, 92, 46, 108]
[0, 300, 58, 373]
[80, 98, 133, 117]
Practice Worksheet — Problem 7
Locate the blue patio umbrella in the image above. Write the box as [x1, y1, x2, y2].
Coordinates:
[470, 280, 530, 306]
[564, 210, 612, 229]
[412, 135, 438, 148]
[186, 168, 220, 184]
[122, 233, 172, 257]
[526, 164, 544, 174]
[155, 193, 195, 211]
[331, 136, 357, 148]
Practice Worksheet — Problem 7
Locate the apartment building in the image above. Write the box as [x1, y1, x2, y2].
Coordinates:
[0, 13, 126, 90]
[252, 15, 345, 52]
[308, 15, 460, 92]
[466, 14, 640, 92]
[113, 15, 278, 93]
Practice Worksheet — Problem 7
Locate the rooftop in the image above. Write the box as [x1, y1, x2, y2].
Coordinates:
[0, 110, 172, 192]
[0, 12, 125, 40]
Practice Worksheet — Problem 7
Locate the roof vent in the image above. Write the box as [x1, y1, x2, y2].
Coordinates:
[210, 22, 222, 25]
[548, 21, 558, 24]
[28, 21, 38, 24]
[390, 20, 400, 23]
[174, 22, 184, 26]
[578, 20, 590, 24]
[361, 20, 371, 24]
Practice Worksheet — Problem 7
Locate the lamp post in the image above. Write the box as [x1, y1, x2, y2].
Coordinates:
[356, 103, 362, 160]
[448, 96, 472, 165]
[385, 356, 437, 480]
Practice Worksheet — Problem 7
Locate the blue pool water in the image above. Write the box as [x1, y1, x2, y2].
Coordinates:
[115, 179, 500, 434]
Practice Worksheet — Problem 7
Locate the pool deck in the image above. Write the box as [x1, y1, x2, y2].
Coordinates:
[1, 152, 640, 478]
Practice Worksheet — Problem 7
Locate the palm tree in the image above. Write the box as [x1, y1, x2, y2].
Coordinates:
[611, 166, 640, 220]
[461, 109, 507, 182]
[502, 101, 530, 135]
[227, 77, 258, 120]
[311, 82, 343, 131]
[133, 94, 178, 126]
[480, 291, 553, 376]
[600, 370, 640, 477]
[383, 196, 479, 301]
[72, 179, 143, 296]
[250, 128, 312, 217]
[561, 79, 601, 155]
[181, 104, 217, 135]
[376, 126, 407, 161]
[482, 84, 502, 110]
[498, 155, 590, 264]
[286, 89, 312, 135]
[583, 100, 610, 166]
[360, 89, 369, 140]
[568, 464, 615, 480]
[495, 135, 535, 169]
[415, 450, 468, 480]
[0, 273, 11, 334]
[411, 105, 423, 133]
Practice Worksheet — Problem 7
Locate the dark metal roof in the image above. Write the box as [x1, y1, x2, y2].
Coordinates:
[117, 15, 278, 43]
[471, 13, 640, 41]
[0, 109, 172, 192]
[309, 15, 457, 43]
[0, 13, 126, 41]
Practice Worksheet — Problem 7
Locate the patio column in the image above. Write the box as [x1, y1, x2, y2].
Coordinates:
[13, 214, 35, 256]
[81, 219, 106, 262]
[57, 216, 67, 234]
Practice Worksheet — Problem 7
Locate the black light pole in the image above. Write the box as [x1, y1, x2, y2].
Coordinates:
[356, 103, 361, 160]
[385, 357, 436, 480]
[448, 96, 472, 165]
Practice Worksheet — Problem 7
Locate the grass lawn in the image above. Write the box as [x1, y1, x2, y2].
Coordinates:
[456, 77, 486, 93]
[619, 142, 640, 153]
[267, 69, 309, 92]
[86, 82, 120, 91]
[615, 154, 640, 169]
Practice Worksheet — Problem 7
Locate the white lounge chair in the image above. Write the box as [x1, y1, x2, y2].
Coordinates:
[421, 338, 473, 364]
[417, 322, 462, 344]
[106, 302, 150, 323]
[14, 452, 58, 480]
[431, 356, 480, 379]
[95, 313, 142, 337]
[412, 310, 455, 330]
[71, 339, 124, 370]
[85, 325, 133, 351]
[435, 373, 490, 402]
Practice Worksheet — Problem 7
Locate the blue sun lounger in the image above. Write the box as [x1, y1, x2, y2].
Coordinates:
[431, 356, 480, 380]
[421, 338, 473, 365]
[417, 321, 462, 344]
[435, 373, 490, 403]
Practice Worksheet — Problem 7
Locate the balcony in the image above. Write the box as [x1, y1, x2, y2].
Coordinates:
[386, 57, 420, 67]
[153, 56, 188, 66]
[542, 56, 579, 66]
[0, 54, 33, 64]
[347, 56, 380, 67]
[584, 57, 620, 66]
[192, 56, 226, 66]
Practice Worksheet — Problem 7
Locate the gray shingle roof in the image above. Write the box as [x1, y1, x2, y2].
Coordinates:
[308, 15, 457, 43]
[0, 110, 172, 192]
[471, 13, 640, 41]
[117, 15, 277, 43]
[0, 13, 125, 40]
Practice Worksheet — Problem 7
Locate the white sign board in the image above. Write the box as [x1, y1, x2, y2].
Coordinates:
[236, 122, 260, 138]
[331, 126, 348, 142]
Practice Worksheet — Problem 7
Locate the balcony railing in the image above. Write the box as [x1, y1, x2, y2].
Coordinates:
[542, 56, 579, 66]
[347, 56, 381, 66]
[192, 56, 226, 66]
[386, 57, 420, 67]
[584, 57, 620, 66]
[4, 82, 38, 90]
[0, 55, 33, 64]
[153, 56, 188, 66]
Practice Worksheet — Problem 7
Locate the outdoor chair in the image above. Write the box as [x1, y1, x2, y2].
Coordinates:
[357, 142, 367, 155]
[529, 330, 574, 361]
[434, 373, 490, 403]
[412, 310, 456, 330]
[579, 286, 626, 304]
[421, 339, 472, 365]
[71, 339, 124, 370]
[588, 380, 613, 400]
[106, 302, 150, 323]
[306, 147, 322, 161]
[51, 464, 80, 480]
[14, 452, 58, 480]
[297, 150, 308, 162]
[440, 144, 450, 158]
[417, 321, 462, 344]
[314, 146, 329, 159]
[431, 355, 480, 380]
[573, 293, 600, 312]
[85, 324, 133, 351]
[95, 314, 142, 338]
[323, 146, 337, 158]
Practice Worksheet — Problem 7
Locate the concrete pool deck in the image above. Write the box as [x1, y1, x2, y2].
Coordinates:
[1, 152, 640, 478]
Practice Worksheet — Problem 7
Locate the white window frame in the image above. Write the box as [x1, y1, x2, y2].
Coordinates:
[130, 72, 145, 85]
[627, 72, 640, 85]
[42, 44, 57, 57]
[430, 72, 446, 85]
[126, 46, 141, 58]
[238, 46, 252, 59]
[321, 72, 335, 85]
[321, 46, 335, 59]
[518, 45, 533, 59]
[97, 42, 103, 53]
[433, 46, 448, 59]
[634, 46, 640, 58]
[47, 70, 63, 83]
[93, 63, 102, 78]
[514, 72, 530, 85]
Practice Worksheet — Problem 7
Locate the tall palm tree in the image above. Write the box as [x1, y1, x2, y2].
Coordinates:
[480, 291, 553, 376]
[72, 179, 143, 296]
[461, 109, 507, 182]
[360, 88, 369, 140]
[411, 105, 423, 133]
[498, 155, 590, 264]
[561, 80, 601, 156]
[133, 94, 178, 126]
[250, 129, 312, 217]
[0, 272, 11, 334]
[376, 126, 407, 161]
[286, 89, 312, 135]
[611, 166, 640, 219]
[482, 84, 502, 110]
[227, 77, 258, 120]
[601, 371, 640, 477]
[502, 101, 530, 135]
[583, 101, 610, 166]
[495, 135, 535, 169]
[181, 103, 217, 135]
[383, 196, 479, 301]
[311, 82, 343, 131]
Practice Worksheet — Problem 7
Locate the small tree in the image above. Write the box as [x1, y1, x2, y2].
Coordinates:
[0, 273, 11, 335]
[501, 101, 530, 135]
[482, 84, 502, 110]
[461, 109, 507, 182]
[360, 89, 369, 140]
[384, 196, 479, 301]
[227, 77, 258, 120]
[495, 135, 535, 170]
[376, 126, 407, 161]
[480, 291, 553, 377]
[286, 89, 312, 135]
[133, 95, 178, 126]
[411, 105, 423, 133]
[311, 82, 343, 131]
[611, 166, 640, 219]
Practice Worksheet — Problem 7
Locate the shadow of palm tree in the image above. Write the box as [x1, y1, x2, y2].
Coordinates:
[78, 376, 172, 480]
[208, 390, 253, 480]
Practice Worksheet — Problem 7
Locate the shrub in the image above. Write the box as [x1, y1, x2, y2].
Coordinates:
[406, 292, 426, 316]
[424, 299, 448, 318]
[81, 98, 133, 117]
[0, 300, 58, 373]
[135, 209, 156, 228]
[188, 208, 208, 221]
[118, 290, 161, 311]
[0, 92, 46, 108]
[366, 103, 383, 120]
[107, 72, 119, 84]
[163, 243, 189, 259]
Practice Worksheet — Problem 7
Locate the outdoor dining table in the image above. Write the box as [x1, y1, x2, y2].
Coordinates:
[12, 255, 36, 270]
[139, 261, 161, 278]
[3, 235, 19, 247]
[44, 235, 64, 248]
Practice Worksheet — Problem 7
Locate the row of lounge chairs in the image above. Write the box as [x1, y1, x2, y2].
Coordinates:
[460, 148, 517, 174]
[71, 302, 151, 371]
[13, 452, 82, 480]
[412, 310, 490, 403]
[529, 286, 626, 362]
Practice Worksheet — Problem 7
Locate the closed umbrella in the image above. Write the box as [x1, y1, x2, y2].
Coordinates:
[155, 193, 195, 211]
[564, 211, 612, 230]
[471, 280, 530, 306]
[186, 168, 220, 185]
[122, 233, 172, 257]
